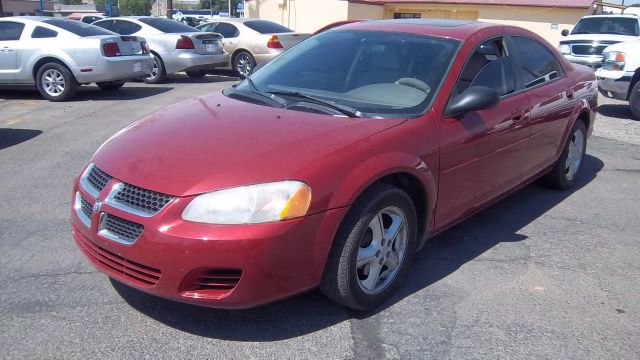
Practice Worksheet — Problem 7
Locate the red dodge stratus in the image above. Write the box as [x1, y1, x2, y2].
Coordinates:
[71, 19, 597, 311]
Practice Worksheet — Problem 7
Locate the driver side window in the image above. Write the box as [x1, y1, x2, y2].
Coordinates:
[455, 38, 515, 97]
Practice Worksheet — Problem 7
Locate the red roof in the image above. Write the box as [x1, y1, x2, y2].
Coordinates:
[350, 0, 594, 9]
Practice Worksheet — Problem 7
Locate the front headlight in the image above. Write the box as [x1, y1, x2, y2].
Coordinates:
[182, 181, 312, 224]
[559, 44, 571, 55]
[603, 51, 626, 71]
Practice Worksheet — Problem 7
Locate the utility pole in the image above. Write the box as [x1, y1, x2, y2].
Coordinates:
[167, 0, 173, 19]
[39, 0, 43, 15]
[228, 0, 231, 17]
[1, 0, 6, 17]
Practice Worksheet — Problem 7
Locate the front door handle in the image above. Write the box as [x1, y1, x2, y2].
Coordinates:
[566, 89, 575, 99]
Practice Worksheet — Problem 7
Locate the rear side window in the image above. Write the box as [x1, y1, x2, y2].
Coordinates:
[42, 19, 115, 37]
[0, 21, 25, 41]
[81, 16, 103, 24]
[31, 26, 58, 39]
[112, 20, 142, 35]
[243, 20, 292, 34]
[138, 18, 196, 33]
[511, 36, 563, 89]
[214, 23, 239, 38]
[92, 20, 113, 31]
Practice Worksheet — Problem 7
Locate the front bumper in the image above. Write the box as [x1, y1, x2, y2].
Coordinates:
[161, 50, 230, 75]
[70, 178, 347, 309]
[596, 69, 633, 101]
[73, 55, 154, 84]
[563, 54, 603, 69]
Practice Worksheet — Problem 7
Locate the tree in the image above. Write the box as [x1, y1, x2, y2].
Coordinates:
[119, 0, 152, 16]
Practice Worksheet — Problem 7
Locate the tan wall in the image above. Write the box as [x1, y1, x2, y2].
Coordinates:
[347, 3, 383, 20]
[246, 0, 349, 33]
[2, 0, 51, 16]
[382, 3, 588, 46]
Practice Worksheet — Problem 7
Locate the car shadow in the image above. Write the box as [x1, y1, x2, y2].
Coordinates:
[159, 71, 240, 84]
[0, 128, 43, 150]
[112, 153, 604, 341]
[0, 85, 174, 102]
[597, 103, 634, 120]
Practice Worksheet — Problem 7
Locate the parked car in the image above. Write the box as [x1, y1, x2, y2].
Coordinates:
[313, 19, 364, 34]
[559, 14, 640, 69]
[71, 19, 597, 311]
[67, 13, 105, 24]
[0, 17, 153, 101]
[596, 39, 640, 119]
[196, 19, 311, 77]
[93, 16, 228, 83]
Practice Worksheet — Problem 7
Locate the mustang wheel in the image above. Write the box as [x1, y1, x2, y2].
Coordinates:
[36, 63, 78, 102]
[320, 184, 417, 311]
[144, 54, 166, 84]
[234, 51, 255, 78]
[543, 120, 587, 189]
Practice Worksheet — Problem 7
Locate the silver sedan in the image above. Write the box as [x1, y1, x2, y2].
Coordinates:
[93, 17, 229, 83]
[0, 17, 154, 101]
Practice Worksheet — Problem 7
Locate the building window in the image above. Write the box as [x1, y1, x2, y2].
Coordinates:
[394, 13, 421, 19]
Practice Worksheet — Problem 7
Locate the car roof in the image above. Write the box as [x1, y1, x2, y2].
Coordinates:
[334, 19, 500, 41]
[582, 14, 640, 19]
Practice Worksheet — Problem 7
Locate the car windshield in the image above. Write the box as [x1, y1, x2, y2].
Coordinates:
[571, 17, 639, 36]
[138, 18, 197, 33]
[244, 20, 293, 33]
[235, 30, 459, 118]
[42, 18, 115, 36]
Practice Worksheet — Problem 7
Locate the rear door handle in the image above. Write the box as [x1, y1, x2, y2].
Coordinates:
[512, 109, 525, 121]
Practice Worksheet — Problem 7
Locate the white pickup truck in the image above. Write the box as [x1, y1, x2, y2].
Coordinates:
[596, 40, 640, 119]
[559, 14, 640, 69]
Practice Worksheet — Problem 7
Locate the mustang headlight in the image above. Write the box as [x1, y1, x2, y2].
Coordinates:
[182, 181, 312, 224]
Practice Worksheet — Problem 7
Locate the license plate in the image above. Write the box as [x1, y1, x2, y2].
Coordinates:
[133, 61, 142, 73]
[205, 43, 216, 53]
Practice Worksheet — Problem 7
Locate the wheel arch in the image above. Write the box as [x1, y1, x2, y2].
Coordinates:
[32, 56, 74, 83]
[231, 48, 252, 64]
[626, 68, 640, 101]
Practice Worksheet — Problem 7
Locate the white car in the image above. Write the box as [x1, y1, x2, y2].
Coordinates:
[596, 40, 640, 119]
[0, 17, 154, 101]
[93, 17, 229, 83]
[559, 14, 640, 69]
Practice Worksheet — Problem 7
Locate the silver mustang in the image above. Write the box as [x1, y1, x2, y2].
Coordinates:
[0, 17, 154, 101]
[93, 17, 229, 83]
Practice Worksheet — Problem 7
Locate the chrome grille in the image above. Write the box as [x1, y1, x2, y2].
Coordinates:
[571, 44, 608, 56]
[87, 165, 112, 192]
[80, 196, 92, 219]
[112, 184, 174, 215]
[103, 214, 143, 243]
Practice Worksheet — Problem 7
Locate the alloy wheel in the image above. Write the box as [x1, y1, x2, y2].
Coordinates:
[565, 128, 585, 181]
[356, 206, 408, 295]
[146, 58, 159, 81]
[41, 69, 66, 97]
[236, 54, 253, 77]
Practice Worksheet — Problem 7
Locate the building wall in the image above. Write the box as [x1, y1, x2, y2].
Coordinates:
[382, 3, 588, 46]
[2, 0, 55, 16]
[347, 3, 383, 20]
[246, 0, 350, 33]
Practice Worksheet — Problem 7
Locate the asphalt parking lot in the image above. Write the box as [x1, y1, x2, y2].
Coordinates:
[1, 76, 638, 359]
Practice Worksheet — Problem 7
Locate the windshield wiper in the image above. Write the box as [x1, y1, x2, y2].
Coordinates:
[228, 77, 287, 108]
[267, 90, 364, 118]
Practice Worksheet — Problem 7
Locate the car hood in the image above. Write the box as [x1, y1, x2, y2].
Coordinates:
[601, 39, 640, 52]
[560, 34, 638, 43]
[92, 91, 406, 197]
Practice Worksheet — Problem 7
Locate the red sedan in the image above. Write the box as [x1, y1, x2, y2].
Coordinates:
[71, 19, 597, 310]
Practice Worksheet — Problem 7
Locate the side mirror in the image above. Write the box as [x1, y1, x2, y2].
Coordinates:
[445, 86, 500, 118]
[561, 29, 570, 37]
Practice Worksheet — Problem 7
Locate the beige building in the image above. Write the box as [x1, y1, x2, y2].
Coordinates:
[245, 0, 595, 46]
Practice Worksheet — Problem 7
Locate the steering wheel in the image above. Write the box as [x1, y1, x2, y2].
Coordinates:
[394, 78, 431, 93]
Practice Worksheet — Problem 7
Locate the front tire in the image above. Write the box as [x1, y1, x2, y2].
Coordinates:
[233, 51, 255, 78]
[36, 63, 78, 102]
[144, 54, 166, 84]
[629, 81, 640, 120]
[320, 184, 417, 311]
[96, 80, 125, 90]
[542, 120, 587, 190]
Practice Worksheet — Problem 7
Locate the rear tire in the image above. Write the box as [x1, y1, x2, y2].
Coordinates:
[185, 70, 208, 79]
[96, 80, 125, 90]
[36, 63, 78, 102]
[320, 184, 417, 311]
[542, 120, 587, 190]
[233, 51, 255, 78]
[628, 81, 640, 120]
[144, 54, 166, 84]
